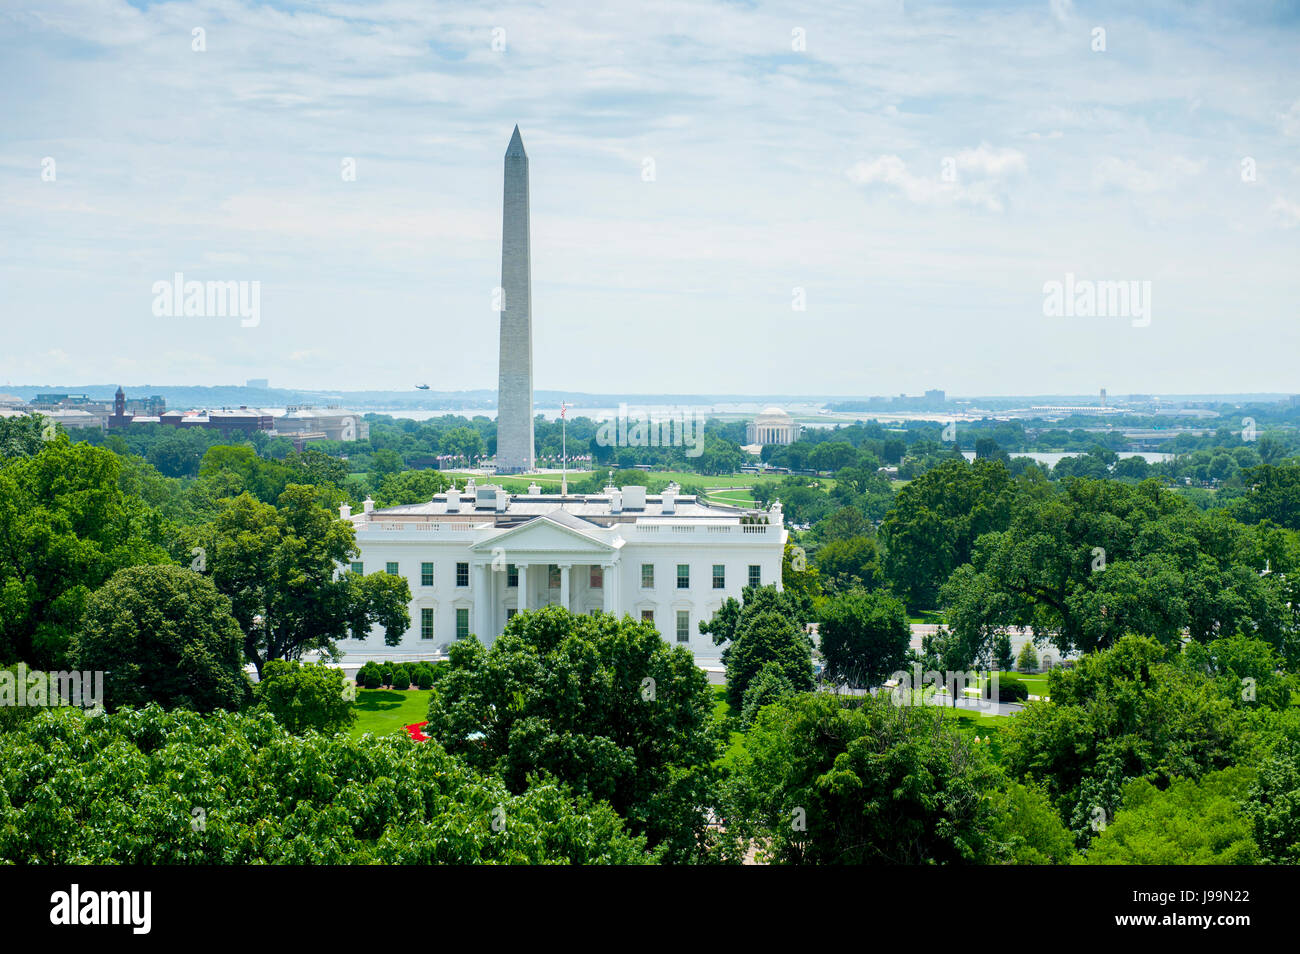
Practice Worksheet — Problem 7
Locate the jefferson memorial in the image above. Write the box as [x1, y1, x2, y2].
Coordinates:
[746, 407, 802, 446]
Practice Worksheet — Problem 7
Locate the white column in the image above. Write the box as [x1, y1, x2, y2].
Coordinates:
[473, 563, 488, 638]
[487, 566, 500, 636]
[517, 563, 529, 611]
[559, 563, 572, 611]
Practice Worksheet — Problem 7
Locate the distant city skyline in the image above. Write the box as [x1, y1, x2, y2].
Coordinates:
[4, 1, 1299, 394]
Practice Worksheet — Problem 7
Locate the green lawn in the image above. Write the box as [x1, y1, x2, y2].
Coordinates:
[711, 685, 748, 769]
[907, 611, 943, 625]
[706, 488, 757, 507]
[351, 688, 433, 739]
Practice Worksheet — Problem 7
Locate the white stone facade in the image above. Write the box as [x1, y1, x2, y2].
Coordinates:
[341, 482, 787, 664]
[745, 406, 802, 445]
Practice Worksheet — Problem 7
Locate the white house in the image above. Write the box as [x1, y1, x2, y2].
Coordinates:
[341, 479, 787, 664]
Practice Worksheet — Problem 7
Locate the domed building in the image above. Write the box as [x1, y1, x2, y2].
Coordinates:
[746, 407, 802, 446]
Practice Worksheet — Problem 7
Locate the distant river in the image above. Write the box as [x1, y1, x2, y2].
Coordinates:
[962, 451, 1173, 465]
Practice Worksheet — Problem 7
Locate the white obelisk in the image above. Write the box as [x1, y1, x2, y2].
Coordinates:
[496, 125, 535, 473]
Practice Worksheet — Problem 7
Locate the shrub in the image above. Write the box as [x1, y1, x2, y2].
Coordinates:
[360, 665, 383, 690]
[256, 659, 355, 734]
[740, 662, 795, 728]
[415, 665, 434, 690]
[390, 665, 410, 690]
[997, 675, 1029, 703]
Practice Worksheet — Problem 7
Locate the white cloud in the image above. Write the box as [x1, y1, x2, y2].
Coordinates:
[846, 146, 1023, 212]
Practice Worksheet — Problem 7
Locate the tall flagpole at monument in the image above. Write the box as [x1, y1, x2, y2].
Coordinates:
[560, 401, 567, 497]
[495, 125, 535, 474]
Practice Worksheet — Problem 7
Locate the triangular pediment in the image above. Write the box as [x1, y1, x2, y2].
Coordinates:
[469, 513, 614, 554]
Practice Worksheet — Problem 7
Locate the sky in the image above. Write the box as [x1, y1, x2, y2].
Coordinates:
[2, 0, 1298, 397]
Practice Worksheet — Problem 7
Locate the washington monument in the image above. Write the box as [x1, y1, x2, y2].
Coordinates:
[496, 124, 534, 473]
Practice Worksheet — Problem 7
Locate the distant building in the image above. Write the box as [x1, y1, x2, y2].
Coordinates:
[159, 407, 275, 435]
[273, 406, 368, 443]
[108, 387, 168, 428]
[746, 407, 802, 446]
[924, 389, 946, 404]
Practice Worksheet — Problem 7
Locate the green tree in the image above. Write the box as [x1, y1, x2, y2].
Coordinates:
[1082, 769, 1260, 865]
[1245, 741, 1300, 864]
[701, 585, 814, 710]
[994, 632, 1015, 672]
[739, 661, 794, 728]
[1017, 641, 1039, 673]
[0, 705, 651, 864]
[72, 565, 250, 712]
[879, 458, 1016, 608]
[987, 781, 1076, 864]
[0, 438, 170, 668]
[191, 485, 411, 677]
[256, 659, 355, 734]
[731, 692, 1004, 864]
[1002, 636, 1251, 843]
[816, 588, 909, 688]
[425, 606, 721, 862]
[373, 469, 451, 508]
[813, 536, 881, 594]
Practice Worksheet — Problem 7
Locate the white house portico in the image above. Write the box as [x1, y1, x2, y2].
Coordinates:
[341, 479, 786, 665]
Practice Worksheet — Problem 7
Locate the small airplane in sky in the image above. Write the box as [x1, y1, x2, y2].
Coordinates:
[415, 384, 430, 390]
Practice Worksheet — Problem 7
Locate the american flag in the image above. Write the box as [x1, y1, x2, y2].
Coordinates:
[560, 402, 567, 419]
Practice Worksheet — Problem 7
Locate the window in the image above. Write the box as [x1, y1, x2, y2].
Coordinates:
[677, 564, 689, 589]
[641, 609, 655, 624]
[712, 564, 725, 589]
[455, 608, 470, 640]
[641, 564, 654, 588]
[506, 608, 518, 620]
[420, 608, 434, 640]
[507, 564, 518, 587]
[548, 564, 560, 588]
[421, 562, 434, 587]
[676, 610, 690, 643]
[748, 564, 761, 588]
[589, 566, 603, 589]
[456, 562, 469, 587]
[350, 561, 364, 575]
[386, 561, 399, 576]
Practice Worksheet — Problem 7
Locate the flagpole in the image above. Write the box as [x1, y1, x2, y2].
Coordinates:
[561, 402, 568, 497]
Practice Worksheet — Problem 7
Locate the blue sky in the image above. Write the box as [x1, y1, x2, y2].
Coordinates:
[2, 0, 1298, 396]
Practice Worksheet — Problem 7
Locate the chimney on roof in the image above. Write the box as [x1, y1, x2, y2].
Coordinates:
[339, 502, 352, 519]
[446, 489, 461, 513]
[661, 487, 676, 514]
[362, 497, 374, 514]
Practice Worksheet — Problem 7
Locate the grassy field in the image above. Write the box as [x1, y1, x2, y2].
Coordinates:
[351, 688, 433, 738]
[906, 609, 945, 625]
[711, 685, 749, 770]
[441, 469, 761, 490]
[1004, 672, 1051, 696]
[706, 488, 757, 507]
